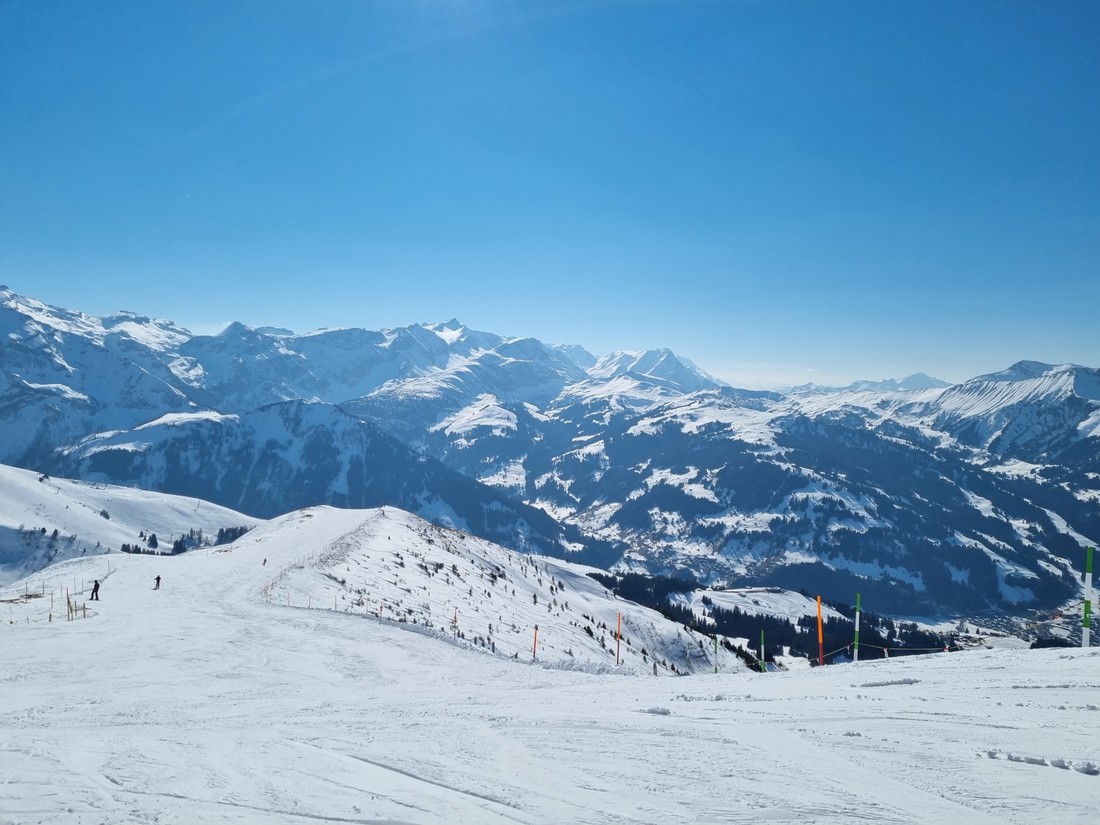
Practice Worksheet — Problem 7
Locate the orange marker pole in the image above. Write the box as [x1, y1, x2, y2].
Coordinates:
[616, 612, 622, 665]
[817, 596, 824, 666]
[532, 625, 538, 659]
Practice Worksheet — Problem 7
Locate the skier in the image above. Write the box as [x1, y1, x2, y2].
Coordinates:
[154, 575, 161, 590]
[91, 580, 100, 600]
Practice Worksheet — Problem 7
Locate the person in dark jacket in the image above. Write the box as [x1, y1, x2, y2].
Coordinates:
[154, 575, 161, 590]
[91, 580, 100, 600]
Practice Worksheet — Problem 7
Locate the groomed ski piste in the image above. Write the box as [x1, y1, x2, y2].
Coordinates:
[2, 505, 1098, 825]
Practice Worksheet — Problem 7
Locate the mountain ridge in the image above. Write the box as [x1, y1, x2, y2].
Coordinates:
[2, 286, 1097, 616]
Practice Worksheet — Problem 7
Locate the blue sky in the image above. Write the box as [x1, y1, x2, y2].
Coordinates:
[2, 1, 1098, 389]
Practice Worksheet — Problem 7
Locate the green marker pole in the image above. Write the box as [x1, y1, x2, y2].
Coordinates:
[853, 592, 861, 663]
[759, 629, 766, 673]
[1084, 546, 1094, 648]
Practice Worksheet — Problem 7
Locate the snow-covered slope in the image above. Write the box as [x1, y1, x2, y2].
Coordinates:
[691, 586, 847, 624]
[1, 513, 1097, 824]
[228, 505, 731, 674]
[0, 463, 258, 585]
[923, 361, 1100, 455]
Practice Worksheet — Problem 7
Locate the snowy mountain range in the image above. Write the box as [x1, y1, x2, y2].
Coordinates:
[2, 285, 1098, 617]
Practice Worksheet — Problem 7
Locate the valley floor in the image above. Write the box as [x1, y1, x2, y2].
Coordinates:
[2, 535, 1098, 824]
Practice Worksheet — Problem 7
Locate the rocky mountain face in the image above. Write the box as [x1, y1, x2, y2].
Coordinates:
[42, 401, 615, 567]
[3, 286, 1098, 615]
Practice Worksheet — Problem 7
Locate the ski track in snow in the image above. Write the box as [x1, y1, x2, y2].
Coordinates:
[2, 519, 1099, 825]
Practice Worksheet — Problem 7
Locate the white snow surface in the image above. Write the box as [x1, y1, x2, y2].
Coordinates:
[429, 394, 517, 438]
[688, 586, 848, 625]
[0, 464, 258, 585]
[3, 505, 1099, 824]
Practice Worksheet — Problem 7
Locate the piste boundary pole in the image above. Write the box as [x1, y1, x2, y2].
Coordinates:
[817, 596, 824, 666]
[1084, 546, 1094, 648]
[854, 592, 861, 663]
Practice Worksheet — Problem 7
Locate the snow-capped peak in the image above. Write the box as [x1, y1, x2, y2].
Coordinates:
[425, 317, 468, 344]
[587, 349, 725, 393]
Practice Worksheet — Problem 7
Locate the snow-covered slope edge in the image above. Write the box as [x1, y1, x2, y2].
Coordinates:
[222, 505, 737, 675]
[0, 463, 259, 585]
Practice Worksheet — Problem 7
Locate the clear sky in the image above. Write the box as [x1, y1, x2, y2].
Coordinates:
[2, 1, 1098, 389]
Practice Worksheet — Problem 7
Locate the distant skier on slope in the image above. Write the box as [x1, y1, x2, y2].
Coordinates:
[91, 580, 100, 600]
[154, 575, 161, 590]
